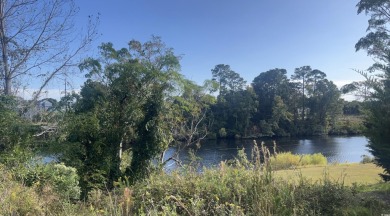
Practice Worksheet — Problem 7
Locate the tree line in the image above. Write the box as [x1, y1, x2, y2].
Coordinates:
[208, 64, 346, 139]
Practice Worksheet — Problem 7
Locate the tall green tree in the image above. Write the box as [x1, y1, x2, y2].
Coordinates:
[356, 0, 390, 181]
[252, 68, 292, 136]
[211, 64, 246, 96]
[209, 65, 257, 137]
[363, 56, 390, 181]
[227, 88, 258, 137]
[270, 95, 293, 136]
[290, 66, 342, 135]
[291, 66, 312, 121]
[63, 37, 181, 196]
[306, 79, 342, 134]
[307, 69, 326, 95]
[252, 68, 290, 120]
[356, 0, 390, 59]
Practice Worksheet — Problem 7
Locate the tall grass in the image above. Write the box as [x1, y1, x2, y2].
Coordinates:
[0, 142, 387, 215]
[123, 142, 382, 215]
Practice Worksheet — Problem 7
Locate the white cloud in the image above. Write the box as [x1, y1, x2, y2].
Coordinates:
[333, 79, 361, 89]
[332, 79, 364, 101]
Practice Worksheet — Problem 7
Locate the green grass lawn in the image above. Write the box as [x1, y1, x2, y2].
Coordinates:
[274, 163, 385, 186]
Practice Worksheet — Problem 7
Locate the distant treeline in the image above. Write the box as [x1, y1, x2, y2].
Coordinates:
[204, 64, 363, 139]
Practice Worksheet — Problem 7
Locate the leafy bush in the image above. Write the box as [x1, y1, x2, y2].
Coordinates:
[218, 127, 227, 138]
[307, 153, 328, 165]
[360, 155, 375, 164]
[270, 152, 300, 169]
[294, 178, 360, 215]
[270, 152, 327, 170]
[45, 163, 81, 200]
[26, 163, 81, 200]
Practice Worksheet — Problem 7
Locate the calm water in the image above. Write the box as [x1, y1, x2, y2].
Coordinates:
[163, 136, 371, 169]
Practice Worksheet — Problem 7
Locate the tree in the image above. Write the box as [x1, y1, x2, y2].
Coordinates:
[307, 69, 326, 95]
[291, 66, 312, 121]
[0, 0, 97, 97]
[342, 100, 363, 115]
[270, 95, 293, 136]
[170, 79, 215, 145]
[0, 95, 42, 179]
[356, 0, 390, 60]
[210, 87, 257, 138]
[0, 95, 32, 152]
[306, 79, 342, 134]
[209, 66, 257, 137]
[286, 81, 301, 130]
[251, 68, 293, 136]
[211, 64, 246, 96]
[290, 66, 342, 135]
[252, 68, 290, 121]
[356, 0, 390, 181]
[362, 54, 390, 181]
[162, 79, 216, 165]
[62, 37, 181, 196]
[227, 88, 258, 137]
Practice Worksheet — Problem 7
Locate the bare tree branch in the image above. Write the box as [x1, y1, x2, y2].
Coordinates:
[0, 0, 98, 97]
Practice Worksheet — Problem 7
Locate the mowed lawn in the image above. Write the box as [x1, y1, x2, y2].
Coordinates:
[274, 163, 385, 186]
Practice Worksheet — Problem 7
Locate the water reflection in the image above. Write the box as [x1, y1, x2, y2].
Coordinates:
[164, 136, 371, 170]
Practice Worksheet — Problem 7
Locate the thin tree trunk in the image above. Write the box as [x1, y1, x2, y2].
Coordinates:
[0, 0, 11, 94]
[4, 76, 10, 94]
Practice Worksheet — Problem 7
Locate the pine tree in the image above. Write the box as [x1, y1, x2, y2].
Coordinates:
[356, 0, 390, 181]
[364, 56, 390, 181]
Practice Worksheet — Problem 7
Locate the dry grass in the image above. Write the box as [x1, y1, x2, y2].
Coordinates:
[274, 163, 385, 186]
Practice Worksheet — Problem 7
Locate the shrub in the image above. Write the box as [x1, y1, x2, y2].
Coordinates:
[270, 152, 300, 169]
[26, 163, 81, 200]
[294, 179, 359, 215]
[45, 163, 81, 200]
[270, 152, 327, 170]
[309, 153, 328, 165]
[219, 128, 227, 138]
[360, 155, 375, 164]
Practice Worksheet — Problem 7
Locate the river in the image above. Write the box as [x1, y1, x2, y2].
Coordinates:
[163, 136, 371, 170]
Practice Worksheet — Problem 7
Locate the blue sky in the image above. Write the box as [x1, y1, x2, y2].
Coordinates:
[39, 0, 373, 98]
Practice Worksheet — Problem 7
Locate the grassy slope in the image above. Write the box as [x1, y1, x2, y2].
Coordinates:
[274, 163, 385, 186]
